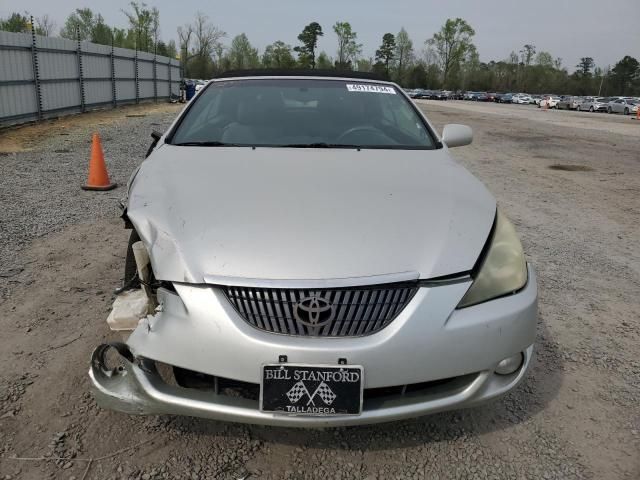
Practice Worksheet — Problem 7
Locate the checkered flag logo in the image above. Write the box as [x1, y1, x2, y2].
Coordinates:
[286, 381, 310, 404]
[310, 382, 337, 406]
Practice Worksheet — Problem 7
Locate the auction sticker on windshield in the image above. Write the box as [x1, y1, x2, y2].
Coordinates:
[346, 84, 396, 94]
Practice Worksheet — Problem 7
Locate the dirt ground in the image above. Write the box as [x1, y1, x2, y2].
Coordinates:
[0, 100, 638, 479]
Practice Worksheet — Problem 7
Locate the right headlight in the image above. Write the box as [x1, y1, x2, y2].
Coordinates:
[457, 210, 528, 308]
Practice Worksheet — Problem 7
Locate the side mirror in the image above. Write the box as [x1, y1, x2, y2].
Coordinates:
[145, 130, 163, 158]
[442, 124, 473, 148]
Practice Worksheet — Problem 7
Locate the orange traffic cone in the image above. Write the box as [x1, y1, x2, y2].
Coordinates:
[82, 133, 117, 191]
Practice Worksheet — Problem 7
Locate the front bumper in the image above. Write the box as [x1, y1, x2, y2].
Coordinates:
[90, 266, 538, 427]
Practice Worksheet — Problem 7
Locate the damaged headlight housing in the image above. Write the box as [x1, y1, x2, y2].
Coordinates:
[457, 210, 528, 308]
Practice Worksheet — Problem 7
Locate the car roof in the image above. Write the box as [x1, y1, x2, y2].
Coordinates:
[215, 69, 387, 82]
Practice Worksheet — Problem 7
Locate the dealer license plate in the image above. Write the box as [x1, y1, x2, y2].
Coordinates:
[260, 364, 363, 416]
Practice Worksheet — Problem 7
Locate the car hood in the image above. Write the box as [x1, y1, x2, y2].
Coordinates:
[127, 146, 496, 285]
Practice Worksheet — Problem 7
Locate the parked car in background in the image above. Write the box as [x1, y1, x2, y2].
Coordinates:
[486, 93, 498, 102]
[530, 95, 542, 105]
[495, 93, 513, 103]
[513, 94, 532, 104]
[430, 90, 449, 100]
[595, 97, 613, 112]
[474, 92, 490, 101]
[557, 96, 581, 110]
[412, 89, 430, 99]
[538, 96, 560, 108]
[577, 97, 596, 112]
[607, 98, 638, 115]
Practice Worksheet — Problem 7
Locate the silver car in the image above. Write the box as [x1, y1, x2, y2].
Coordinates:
[607, 98, 638, 115]
[90, 73, 537, 427]
[578, 97, 607, 112]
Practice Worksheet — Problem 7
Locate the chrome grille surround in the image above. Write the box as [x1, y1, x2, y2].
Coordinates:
[222, 283, 419, 337]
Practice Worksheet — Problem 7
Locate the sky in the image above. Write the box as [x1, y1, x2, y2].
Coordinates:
[2, 0, 639, 70]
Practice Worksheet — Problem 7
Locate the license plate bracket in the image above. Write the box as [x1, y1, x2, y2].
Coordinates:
[260, 364, 363, 416]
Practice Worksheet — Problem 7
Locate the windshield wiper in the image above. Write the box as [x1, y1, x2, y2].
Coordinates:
[280, 142, 362, 149]
[171, 141, 241, 147]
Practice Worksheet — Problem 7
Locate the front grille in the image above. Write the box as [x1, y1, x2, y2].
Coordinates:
[222, 283, 419, 337]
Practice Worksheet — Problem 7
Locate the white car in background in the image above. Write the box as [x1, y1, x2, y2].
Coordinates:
[538, 96, 560, 109]
[512, 94, 532, 104]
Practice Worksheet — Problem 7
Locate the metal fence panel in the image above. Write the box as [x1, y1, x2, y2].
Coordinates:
[0, 29, 181, 126]
[116, 80, 136, 102]
[0, 84, 37, 119]
[84, 80, 112, 106]
[83, 54, 111, 78]
[40, 81, 81, 112]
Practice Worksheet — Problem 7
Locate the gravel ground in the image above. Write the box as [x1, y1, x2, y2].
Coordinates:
[0, 100, 638, 479]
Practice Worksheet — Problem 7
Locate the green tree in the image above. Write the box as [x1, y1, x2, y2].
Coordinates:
[576, 57, 594, 76]
[60, 8, 101, 40]
[356, 57, 373, 72]
[394, 28, 413, 84]
[316, 51, 333, 69]
[122, 1, 158, 52]
[294, 22, 323, 68]
[333, 21, 362, 69]
[227, 33, 260, 70]
[375, 33, 396, 77]
[0, 12, 30, 33]
[535, 51, 554, 68]
[610, 56, 639, 95]
[91, 20, 114, 45]
[426, 18, 476, 88]
[407, 62, 427, 88]
[262, 41, 296, 68]
[520, 44, 536, 66]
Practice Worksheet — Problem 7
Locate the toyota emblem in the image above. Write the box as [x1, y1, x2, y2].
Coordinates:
[293, 295, 335, 328]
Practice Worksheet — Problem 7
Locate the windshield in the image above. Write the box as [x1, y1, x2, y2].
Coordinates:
[169, 78, 436, 149]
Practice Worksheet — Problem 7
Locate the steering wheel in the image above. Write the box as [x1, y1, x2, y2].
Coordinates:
[335, 126, 386, 143]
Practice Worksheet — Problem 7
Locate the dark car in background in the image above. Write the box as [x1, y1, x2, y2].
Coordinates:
[495, 93, 513, 103]
[428, 90, 449, 100]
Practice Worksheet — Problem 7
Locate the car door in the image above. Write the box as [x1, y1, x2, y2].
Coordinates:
[612, 99, 623, 113]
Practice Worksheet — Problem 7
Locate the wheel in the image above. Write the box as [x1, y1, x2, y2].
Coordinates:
[624, 108, 629, 115]
[607, 107, 612, 114]
[577, 106, 581, 112]
[589, 106, 594, 112]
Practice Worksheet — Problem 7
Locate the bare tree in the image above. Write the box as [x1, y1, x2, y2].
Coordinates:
[36, 14, 56, 36]
[193, 11, 225, 60]
[177, 23, 194, 60]
[178, 12, 225, 78]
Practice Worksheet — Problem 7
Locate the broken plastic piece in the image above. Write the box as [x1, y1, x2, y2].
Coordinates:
[106, 289, 150, 331]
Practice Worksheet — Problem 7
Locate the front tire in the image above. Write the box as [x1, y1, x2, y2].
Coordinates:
[589, 106, 594, 112]
[624, 108, 629, 115]
[607, 107, 612, 114]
